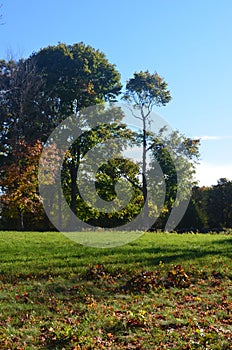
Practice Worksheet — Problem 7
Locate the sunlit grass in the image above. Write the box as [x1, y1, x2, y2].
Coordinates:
[0, 231, 232, 349]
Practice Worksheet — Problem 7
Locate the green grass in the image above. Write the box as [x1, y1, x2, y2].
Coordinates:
[0, 231, 232, 349]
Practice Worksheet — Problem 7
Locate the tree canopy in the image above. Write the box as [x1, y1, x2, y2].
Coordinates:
[124, 70, 171, 112]
[2, 44, 226, 232]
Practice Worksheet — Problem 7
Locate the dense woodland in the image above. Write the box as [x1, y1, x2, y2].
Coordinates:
[0, 42, 231, 231]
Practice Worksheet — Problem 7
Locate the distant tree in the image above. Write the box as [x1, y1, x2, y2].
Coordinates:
[207, 178, 232, 228]
[177, 198, 207, 231]
[190, 179, 232, 230]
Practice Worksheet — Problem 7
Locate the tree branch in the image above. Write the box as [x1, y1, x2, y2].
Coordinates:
[123, 174, 142, 191]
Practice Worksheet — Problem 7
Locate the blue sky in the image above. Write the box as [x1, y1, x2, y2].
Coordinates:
[0, 0, 232, 186]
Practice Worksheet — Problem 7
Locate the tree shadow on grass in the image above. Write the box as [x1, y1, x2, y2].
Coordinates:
[117, 242, 232, 266]
[87, 236, 232, 269]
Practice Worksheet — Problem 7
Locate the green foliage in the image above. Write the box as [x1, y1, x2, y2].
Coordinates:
[124, 70, 172, 110]
[60, 111, 139, 222]
[0, 43, 122, 150]
[148, 129, 200, 229]
[192, 179, 232, 230]
[33, 42, 122, 113]
[207, 178, 232, 228]
[177, 198, 207, 230]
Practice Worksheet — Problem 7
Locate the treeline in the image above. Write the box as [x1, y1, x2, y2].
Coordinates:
[0, 42, 230, 232]
[178, 178, 232, 232]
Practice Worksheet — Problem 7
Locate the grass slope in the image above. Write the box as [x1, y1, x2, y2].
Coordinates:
[0, 231, 232, 349]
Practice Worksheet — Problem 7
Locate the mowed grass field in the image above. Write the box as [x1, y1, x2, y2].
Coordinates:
[0, 231, 232, 349]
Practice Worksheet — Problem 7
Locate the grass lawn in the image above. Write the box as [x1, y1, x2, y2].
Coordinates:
[0, 231, 232, 349]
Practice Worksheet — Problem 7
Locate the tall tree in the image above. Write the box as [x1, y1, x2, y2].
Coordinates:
[206, 178, 232, 229]
[33, 43, 123, 215]
[123, 70, 172, 227]
[0, 43, 123, 227]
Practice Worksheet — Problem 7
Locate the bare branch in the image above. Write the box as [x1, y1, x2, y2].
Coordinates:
[124, 104, 143, 121]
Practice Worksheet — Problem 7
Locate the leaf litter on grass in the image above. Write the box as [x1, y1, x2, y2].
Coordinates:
[0, 231, 232, 349]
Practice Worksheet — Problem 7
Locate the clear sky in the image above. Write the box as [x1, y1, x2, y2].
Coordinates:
[0, 0, 232, 186]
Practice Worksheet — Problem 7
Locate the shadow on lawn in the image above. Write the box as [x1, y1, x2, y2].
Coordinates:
[1, 236, 232, 284]
[126, 240, 232, 264]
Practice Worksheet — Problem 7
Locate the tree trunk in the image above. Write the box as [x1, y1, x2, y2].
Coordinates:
[19, 210, 24, 231]
[70, 162, 78, 215]
[69, 144, 81, 216]
[58, 181, 62, 229]
[142, 116, 149, 230]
